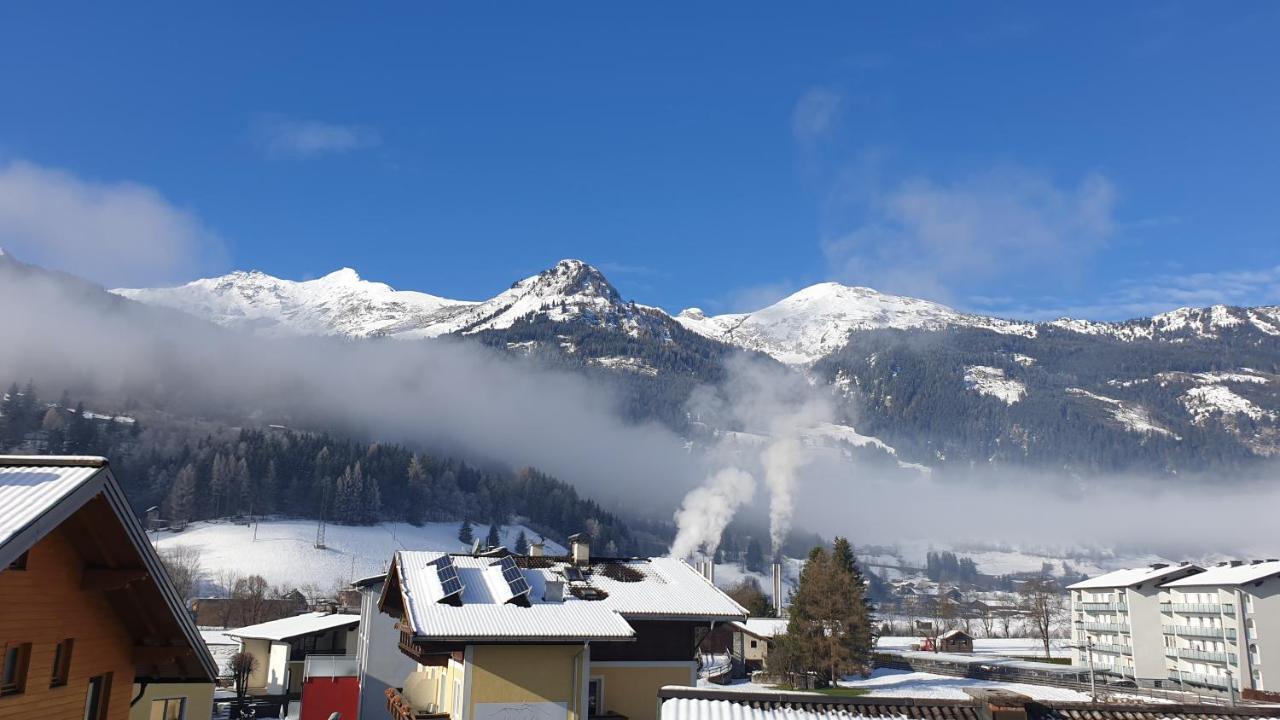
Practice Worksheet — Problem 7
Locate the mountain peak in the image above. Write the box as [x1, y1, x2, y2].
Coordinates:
[517, 259, 621, 303]
[317, 267, 362, 284]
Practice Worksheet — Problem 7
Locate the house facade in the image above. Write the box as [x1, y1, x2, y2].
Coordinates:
[353, 574, 417, 720]
[0, 456, 216, 720]
[380, 536, 746, 720]
[1161, 560, 1280, 693]
[1067, 563, 1202, 685]
[728, 618, 787, 675]
[226, 611, 359, 700]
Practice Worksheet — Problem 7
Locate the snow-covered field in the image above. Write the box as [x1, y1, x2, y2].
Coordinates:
[152, 519, 565, 592]
[876, 637, 1071, 659]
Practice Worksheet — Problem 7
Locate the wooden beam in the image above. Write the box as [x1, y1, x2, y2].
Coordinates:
[82, 567, 149, 591]
[133, 646, 192, 664]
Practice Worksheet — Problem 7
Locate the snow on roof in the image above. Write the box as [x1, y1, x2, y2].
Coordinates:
[0, 456, 107, 551]
[731, 618, 789, 639]
[1163, 560, 1280, 587]
[395, 551, 746, 642]
[939, 629, 971, 640]
[1066, 564, 1201, 590]
[227, 612, 359, 641]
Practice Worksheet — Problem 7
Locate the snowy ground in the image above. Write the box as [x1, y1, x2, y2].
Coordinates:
[876, 636, 1072, 659]
[200, 630, 238, 677]
[152, 519, 565, 592]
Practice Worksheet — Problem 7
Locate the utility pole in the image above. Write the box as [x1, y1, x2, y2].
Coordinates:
[1087, 636, 1097, 701]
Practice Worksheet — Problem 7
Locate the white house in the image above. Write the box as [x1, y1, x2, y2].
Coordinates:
[226, 611, 359, 698]
[1067, 563, 1202, 685]
[1161, 559, 1280, 693]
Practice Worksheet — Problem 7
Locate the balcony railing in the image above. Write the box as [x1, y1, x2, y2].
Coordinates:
[1081, 622, 1129, 633]
[303, 654, 359, 679]
[1091, 643, 1132, 655]
[1171, 672, 1236, 690]
[1162, 602, 1235, 616]
[386, 687, 451, 720]
[1079, 602, 1127, 612]
[1171, 648, 1237, 665]
[1168, 625, 1236, 640]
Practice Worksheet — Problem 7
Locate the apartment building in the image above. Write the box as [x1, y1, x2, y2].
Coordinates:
[1067, 563, 1203, 684]
[379, 535, 746, 720]
[1161, 560, 1280, 693]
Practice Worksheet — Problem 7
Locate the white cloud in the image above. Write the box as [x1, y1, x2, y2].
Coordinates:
[791, 87, 843, 144]
[979, 264, 1280, 321]
[0, 160, 224, 287]
[823, 167, 1116, 301]
[255, 115, 381, 158]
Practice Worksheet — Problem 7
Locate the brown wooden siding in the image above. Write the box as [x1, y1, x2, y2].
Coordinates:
[0, 527, 135, 720]
[589, 620, 702, 661]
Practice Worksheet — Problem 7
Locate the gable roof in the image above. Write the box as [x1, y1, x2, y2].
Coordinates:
[730, 617, 789, 639]
[388, 550, 746, 642]
[939, 628, 972, 640]
[1066, 564, 1201, 590]
[227, 611, 359, 641]
[1162, 560, 1280, 587]
[0, 456, 217, 683]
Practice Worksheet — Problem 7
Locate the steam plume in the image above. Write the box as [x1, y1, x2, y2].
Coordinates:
[669, 467, 756, 560]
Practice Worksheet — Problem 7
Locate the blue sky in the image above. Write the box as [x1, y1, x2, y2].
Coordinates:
[2, 3, 1279, 319]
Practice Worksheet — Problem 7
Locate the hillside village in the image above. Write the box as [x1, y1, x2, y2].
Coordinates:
[5, 455, 1280, 720]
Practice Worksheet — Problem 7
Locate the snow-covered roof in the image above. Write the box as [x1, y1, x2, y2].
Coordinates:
[730, 617, 789, 639]
[392, 551, 746, 642]
[939, 629, 971, 640]
[1066, 564, 1201, 590]
[658, 688, 982, 720]
[0, 456, 107, 553]
[1162, 560, 1280, 587]
[227, 612, 359, 641]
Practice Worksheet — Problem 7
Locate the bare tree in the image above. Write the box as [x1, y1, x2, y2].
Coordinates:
[978, 613, 996, 639]
[1019, 578, 1067, 660]
[157, 545, 203, 602]
[998, 611, 1016, 639]
[230, 651, 258, 718]
[233, 575, 270, 625]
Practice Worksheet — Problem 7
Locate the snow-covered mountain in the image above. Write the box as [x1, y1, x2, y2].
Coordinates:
[114, 259, 675, 340]
[675, 284, 1035, 364]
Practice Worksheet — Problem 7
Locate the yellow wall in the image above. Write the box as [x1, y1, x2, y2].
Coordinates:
[405, 658, 464, 714]
[241, 638, 271, 689]
[127, 682, 214, 720]
[589, 663, 695, 720]
[469, 645, 581, 714]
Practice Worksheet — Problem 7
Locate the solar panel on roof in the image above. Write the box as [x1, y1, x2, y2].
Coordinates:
[494, 555, 532, 598]
[431, 555, 465, 600]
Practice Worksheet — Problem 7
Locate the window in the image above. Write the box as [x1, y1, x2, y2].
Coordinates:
[84, 673, 111, 720]
[149, 697, 186, 720]
[6, 552, 28, 571]
[749, 640, 758, 649]
[1, 643, 31, 696]
[50, 639, 74, 688]
[587, 678, 604, 717]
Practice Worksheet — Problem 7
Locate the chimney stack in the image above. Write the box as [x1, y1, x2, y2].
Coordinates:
[529, 541, 544, 557]
[772, 562, 784, 618]
[569, 533, 590, 566]
[708, 558, 716, 584]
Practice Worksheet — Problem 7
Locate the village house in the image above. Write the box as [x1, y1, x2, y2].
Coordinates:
[0, 456, 217, 720]
[936, 628, 974, 654]
[727, 618, 788, 676]
[379, 535, 747, 720]
[353, 573, 417, 720]
[225, 611, 359, 704]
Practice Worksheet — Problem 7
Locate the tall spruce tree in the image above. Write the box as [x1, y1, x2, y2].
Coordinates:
[514, 530, 529, 555]
[486, 522, 502, 550]
[785, 540, 876, 684]
[458, 520, 474, 546]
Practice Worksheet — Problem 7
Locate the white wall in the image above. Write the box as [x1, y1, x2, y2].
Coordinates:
[356, 580, 418, 720]
[268, 641, 291, 695]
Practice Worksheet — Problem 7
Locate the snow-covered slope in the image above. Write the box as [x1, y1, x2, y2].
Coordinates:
[115, 268, 474, 338]
[676, 284, 1035, 364]
[1048, 304, 1280, 340]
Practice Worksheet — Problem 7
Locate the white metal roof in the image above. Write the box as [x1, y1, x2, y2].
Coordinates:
[1163, 560, 1280, 587]
[227, 612, 359, 641]
[0, 456, 107, 550]
[730, 617, 789, 639]
[395, 551, 746, 642]
[1066, 564, 1201, 590]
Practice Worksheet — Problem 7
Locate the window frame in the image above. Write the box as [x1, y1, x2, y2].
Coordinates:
[84, 672, 112, 720]
[586, 676, 605, 717]
[50, 638, 74, 688]
[149, 696, 187, 720]
[1, 642, 32, 696]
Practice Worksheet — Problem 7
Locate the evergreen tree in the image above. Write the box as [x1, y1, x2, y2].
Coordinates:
[166, 463, 198, 523]
[785, 540, 876, 684]
[745, 538, 765, 573]
[405, 455, 428, 525]
[514, 530, 529, 555]
[486, 521, 501, 550]
[458, 520, 474, 546]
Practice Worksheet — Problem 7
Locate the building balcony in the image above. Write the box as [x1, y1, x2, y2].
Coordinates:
[386, 687, 450, 720]
[1161, 603, 1235, 616]
[1079, 602, 1127, 612]
[1092, 643, 1132, 655]
[1170, 672, 1236, 690]
[1168, 625, 1236, 640]
[303, 654, 359, 679]
[1176, 648, 1237, 665]
[1081, 622, 1129, 633]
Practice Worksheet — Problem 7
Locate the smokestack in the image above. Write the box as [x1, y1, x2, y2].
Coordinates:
[708, 558, 716, 584]
[569, 533, 590, 566]
[772, 562, 783, 618]
[529, 541, 544, 557]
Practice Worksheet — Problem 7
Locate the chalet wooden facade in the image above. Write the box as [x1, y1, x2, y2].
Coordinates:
[378, 536, 747, 720]
[0, 456, 216, 720]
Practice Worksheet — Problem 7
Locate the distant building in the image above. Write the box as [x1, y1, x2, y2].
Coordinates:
[728, 617, 788, 675]
[1161, 559, 1280, 694]
[190, 594, 309, 628]
[937, 628, 974, 653]
[0, 456, 217, 720]
[1067, 563, 1203, 686]
[380, 535, 746, 720]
